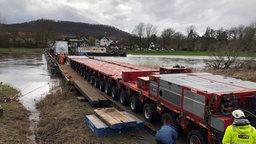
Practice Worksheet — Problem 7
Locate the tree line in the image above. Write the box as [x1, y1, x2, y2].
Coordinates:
[128, 22, 256, 69]
[130, 22, 256, 53]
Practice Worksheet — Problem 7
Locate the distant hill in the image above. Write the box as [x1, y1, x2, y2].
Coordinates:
[4, 19, 131, 38]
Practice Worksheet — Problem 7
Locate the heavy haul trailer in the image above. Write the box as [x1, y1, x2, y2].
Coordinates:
[146, 73, 256, 143]
[68, 56, 256, 143]
[68, 56, 159, 97]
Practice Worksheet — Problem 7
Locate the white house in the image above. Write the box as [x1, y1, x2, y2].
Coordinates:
[99, 37, 113, 47]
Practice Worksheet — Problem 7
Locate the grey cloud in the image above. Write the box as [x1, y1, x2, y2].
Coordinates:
[0, 0, 255, 35]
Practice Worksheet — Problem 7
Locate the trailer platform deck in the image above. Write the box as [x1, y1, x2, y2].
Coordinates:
[59, 64, 108, 106]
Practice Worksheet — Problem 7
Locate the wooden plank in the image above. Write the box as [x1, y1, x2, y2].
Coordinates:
[94, 107, 136, 129]
[59, 64, 108, 106]
[59, 65, 74, 84]
[85, 113, 144, 137]
[74, 80, 108, 106]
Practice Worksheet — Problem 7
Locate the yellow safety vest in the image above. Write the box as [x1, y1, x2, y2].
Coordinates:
[222, 124, 256, 144]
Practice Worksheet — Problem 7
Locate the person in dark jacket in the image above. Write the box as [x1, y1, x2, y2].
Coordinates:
[155, 124, 178, 144]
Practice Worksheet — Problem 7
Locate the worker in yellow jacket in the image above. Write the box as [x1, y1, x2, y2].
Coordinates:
[222, 109, 256, 144]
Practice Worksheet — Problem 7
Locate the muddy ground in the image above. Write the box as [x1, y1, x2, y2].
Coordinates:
[0, 101, 31, 144]
[36, 86, 157, 144]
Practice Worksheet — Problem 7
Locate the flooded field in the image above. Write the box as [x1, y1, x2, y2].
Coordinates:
[0, 53, 60, 143]
[99, 55, 209, 71]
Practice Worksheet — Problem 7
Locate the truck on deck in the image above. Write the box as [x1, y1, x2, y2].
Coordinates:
[52, 41, 69, 55]
[68, 56, 256, 144]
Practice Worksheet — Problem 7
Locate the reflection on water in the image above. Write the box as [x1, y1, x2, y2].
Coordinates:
[0, 53, 61, 143]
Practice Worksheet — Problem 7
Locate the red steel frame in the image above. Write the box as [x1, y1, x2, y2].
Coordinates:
[68, 56, 256, 144]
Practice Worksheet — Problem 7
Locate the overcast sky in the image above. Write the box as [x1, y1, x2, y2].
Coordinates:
[0, 0, 255, 35]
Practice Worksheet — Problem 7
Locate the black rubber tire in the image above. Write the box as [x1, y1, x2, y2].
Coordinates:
[161, 113, 178, 126]
[119, 89, 129, 105]
[99, 80, 105, 91]
[111, 86, 119, 100]
[94, 78, 100, 88]
[143, 103, 158, 122]
[104, 82, 111, 95]
[79, 68, 82, 75]
[83, 71, 87, 79]
[186, 129, 207, 144]
[90, 76, 95, 85]
[86, 74, 91, 82]
[130, 96, 142, 113]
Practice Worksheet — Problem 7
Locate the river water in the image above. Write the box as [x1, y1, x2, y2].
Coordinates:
[99, 55, 209, 71]
[0, 53, 208, 143]
[0, 53, 61, 143]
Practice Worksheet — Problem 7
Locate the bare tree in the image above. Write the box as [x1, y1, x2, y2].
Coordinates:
[186, 25, 198, 39]
[207, 41, 240, 69]
[186, 25, 198, 51]
[161, 28, 175, 50]
[145, 23, 157, 50]
[216, 28, 228, 42]
[132, 22, 145, 50]
[173, 32, 185, 51]
[240, 23, 256, 52]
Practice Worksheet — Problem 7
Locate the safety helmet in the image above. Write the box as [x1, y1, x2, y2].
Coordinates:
[232, 110, 245, 119]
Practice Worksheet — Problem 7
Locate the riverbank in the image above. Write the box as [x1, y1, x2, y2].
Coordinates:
[206, 63, 256, 82]
[0, 83, 31, 143]
[36, 85, 154, 144]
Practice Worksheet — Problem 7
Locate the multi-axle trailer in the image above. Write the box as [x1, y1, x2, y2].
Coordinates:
[68, 56, 256, 144]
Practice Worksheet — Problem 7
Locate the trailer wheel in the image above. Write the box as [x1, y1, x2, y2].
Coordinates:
[104, 83, 111, 95]
[94, 78, 100, 88]
[119, 89, 129, 105]
[99, 81, 105, 91]
[130, 96, 142, 113]
[79, 68, 82, 75]
[111, 86, 119, 100]
[86, 74, 91, 82]
[161, 113, 177, 126]
[187, 129, 207, 144]
[83, 71, 87, 79]
[90, 76, 95, 85]
[143, 103, 158, 122]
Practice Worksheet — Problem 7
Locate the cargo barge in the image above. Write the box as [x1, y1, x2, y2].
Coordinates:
[76, 46, 127, 57]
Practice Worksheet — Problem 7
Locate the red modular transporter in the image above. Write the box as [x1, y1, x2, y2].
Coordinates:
[68, 56, 256, 144]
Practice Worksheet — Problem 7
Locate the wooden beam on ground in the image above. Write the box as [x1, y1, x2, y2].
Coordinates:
[94, 107, 136, 129]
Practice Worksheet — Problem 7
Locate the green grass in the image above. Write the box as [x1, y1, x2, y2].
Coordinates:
[125, 50, 209, 56]
[0, 83, 19, 98]
[0, 83, 30, 144]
